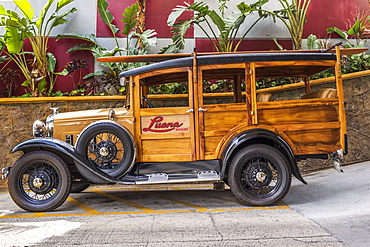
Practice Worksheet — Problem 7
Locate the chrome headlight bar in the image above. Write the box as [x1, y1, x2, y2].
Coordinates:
[32, 108, 57, 138]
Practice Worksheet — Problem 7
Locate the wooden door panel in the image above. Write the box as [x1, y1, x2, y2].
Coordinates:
[139, 109, 195, 162]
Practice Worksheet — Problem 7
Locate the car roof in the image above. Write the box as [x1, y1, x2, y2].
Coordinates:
[119, 52, 337, 78]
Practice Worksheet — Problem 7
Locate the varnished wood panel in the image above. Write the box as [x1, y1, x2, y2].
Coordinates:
[258, 106, 339, 125]
[141, 138, 192, 155]
[257, 98, 338, 109]
[142, 154, 193, 162]
[204, 112, 247, 131]
[204, 136, 223, 154]
[295, 145, 341, 155]
[284, 129, 340, 145]
[202, 106, 247, 159]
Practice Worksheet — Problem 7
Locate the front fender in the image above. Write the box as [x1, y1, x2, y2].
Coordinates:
[10, 138, 130, 184]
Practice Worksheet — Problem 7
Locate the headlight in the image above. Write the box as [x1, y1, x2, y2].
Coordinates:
[46, 114, 55, 137]
[33, 120, 46, 137]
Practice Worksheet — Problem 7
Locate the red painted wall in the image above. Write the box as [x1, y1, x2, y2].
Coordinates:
[96, 0, 136, 37]
[304, 0, 369, 38]
[10, 38, 94, 96]
[96, 0, 194, 38]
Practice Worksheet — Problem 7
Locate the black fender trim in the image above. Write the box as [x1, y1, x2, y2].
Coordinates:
[10, 138, 134, 185]
[221, 129, 307, 185]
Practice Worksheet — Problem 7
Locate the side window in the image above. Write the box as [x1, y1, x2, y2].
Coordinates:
[255, 65, 338, 102]
[140, 71, 189, 108]
[202, 68, 245, 105]
[256, 77, 303, 102]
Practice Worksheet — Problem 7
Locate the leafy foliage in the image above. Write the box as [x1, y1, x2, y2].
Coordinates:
[0, 0, 76, 96]
[166, 0, 270, 52]
[0, 68, 19, 97]
[57, 0, 157, 95]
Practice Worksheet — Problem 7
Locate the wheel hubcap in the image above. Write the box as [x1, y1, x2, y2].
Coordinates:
[95, 140, 117, 163]
[256, 172, 267, 182]
[32, 177, 44, 188]
[245, 161, 273, 188]
[99, 147, 109, 157]
[28, 167, 56, 195]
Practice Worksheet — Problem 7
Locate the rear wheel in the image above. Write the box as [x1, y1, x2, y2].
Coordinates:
[8, 151, 71, 212]
[228, 144, 291, 206]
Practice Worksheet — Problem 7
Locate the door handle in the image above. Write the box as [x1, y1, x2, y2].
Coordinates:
[185, 108, 194, 113]
[198, 107, 208, 112]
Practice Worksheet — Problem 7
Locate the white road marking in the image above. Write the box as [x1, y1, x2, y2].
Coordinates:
[0, 220, 82, 246]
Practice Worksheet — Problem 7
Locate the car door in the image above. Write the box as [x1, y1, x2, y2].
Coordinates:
[196, 64, 249, 160]
[135, 67, 197, 163]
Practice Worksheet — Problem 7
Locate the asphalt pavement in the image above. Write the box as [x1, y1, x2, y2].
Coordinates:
[284, 161, 370, 247]
[0, 161, 369, 246]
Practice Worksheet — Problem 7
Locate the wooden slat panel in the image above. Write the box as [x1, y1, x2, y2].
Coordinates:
[295, 145, 341, 155]
[205, 153, 216, 160]
[142, 138, 192, 155]
[142, 154, 193, 162]
[335, 46, 347, 152]
[139, 67, 188, 80]
[140, 133, 191, 140]
[204, 136, 223, 154]
[140, 107, 189, 116]
[258, 106, 338, 125]
[254, 60, 335, 67]
[275, 122, 340, 132]
[204, 130, 229, 137]
[257, 98, 338, 109]
[203, 103, 246, 111]
[285, 129, 340, 145]
[204, 111, 247, 131]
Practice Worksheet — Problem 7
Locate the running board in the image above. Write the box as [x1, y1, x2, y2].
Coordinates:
[130, 170, 220, 185]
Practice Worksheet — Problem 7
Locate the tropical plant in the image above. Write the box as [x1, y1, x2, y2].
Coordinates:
[0, 0, 77, 96]
[64, 58, 88, 89]
[251, 0, 312, 50]
[57, 0, 157, 94]
[324, 12, 370, 77]
[166, 0, 270, 52]
[327, 10, 370, 47]
[0, 68, 19, 97]
[275, 0, 312, 50]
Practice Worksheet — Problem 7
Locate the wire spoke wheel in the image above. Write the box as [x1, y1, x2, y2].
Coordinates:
[228, 144, 291, 206]
[241, 157, 280, 197]
[8, 151, 71, 212]
[21, 162, 60, 202]
[76, 122, 135, 178]
[87, 132, 125, 171]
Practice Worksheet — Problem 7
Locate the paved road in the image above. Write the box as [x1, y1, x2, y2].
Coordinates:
[0, 161, 369, 246]
[285, 161, 370, 247]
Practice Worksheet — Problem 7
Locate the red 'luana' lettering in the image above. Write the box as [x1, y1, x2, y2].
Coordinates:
[143, 116, 184, 132]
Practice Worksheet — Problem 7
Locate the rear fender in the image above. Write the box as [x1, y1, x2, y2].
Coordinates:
[220, 129, 307, 185]
[10, 138, 123, 184]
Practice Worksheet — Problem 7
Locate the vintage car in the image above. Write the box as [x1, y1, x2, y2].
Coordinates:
[1, 45, 366, 212]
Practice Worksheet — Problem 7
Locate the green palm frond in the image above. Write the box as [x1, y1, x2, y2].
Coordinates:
[67, 43, 97, 53]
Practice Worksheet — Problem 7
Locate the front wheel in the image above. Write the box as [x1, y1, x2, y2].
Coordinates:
[8, 151, 71, 212]
[228, 144, 291, 206]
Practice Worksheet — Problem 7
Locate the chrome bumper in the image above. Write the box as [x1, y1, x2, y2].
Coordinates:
[1, 167, 11, 180]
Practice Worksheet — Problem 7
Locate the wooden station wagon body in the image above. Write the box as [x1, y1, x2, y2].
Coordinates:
[2, 46, 365, 212]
